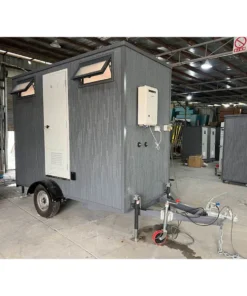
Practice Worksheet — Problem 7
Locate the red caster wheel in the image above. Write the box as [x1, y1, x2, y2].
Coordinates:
[152, 230, 168, 246]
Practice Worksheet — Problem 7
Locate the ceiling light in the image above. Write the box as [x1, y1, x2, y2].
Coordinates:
[50, 39, 61, 48]
[186, 94, 192, 100]
[28, 60, 32, 65]
[226, 77, 230, 80]
[189, 48, 195, 53]
[201, 59, 212, 70]
[238, 102, 247, 106]
[157, 46, 167, 51]
[226, 67, 231, 71]
[226, 85, 231, 89]
[190, 62, 196, 66]
[214, 104, 221, 106]
[222, 103, 230, 108]
[208, 104, 213, 107]
[157, 57, 164, 60]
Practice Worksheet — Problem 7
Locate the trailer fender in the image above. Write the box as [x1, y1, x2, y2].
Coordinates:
[27, 179, 64, 202]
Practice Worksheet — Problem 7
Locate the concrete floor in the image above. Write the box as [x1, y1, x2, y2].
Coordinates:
[0, 162, 247, 259]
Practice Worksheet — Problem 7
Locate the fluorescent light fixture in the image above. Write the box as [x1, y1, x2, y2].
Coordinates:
[189, 48, 195, 53]
[7, 51, 31, 60]
[157, 56, 164, 60]
[222, 103, 230, 108]
[186, 94, 192, 100]
[157, 46, 167, 51]
[50, 39, 61, 48]
[226, 85, 231, 89]
[166, 61, 170, 64]
[227, 67, 231, 71]
[226, 77, 230, 80]
[208, 104, 213, 107]
[201, 59, 212, 70]
[33, 59, 52, 65]
[214, 104, 221, 106]
[190, 62, 196, 66]
[28, 60, 32, 65]
[0, 49, 6, 54]
[238, 102, 247, 106]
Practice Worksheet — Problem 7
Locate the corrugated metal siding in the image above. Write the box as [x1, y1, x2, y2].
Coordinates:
[222, 115, 247, 184]
[124, 47, 171, 211]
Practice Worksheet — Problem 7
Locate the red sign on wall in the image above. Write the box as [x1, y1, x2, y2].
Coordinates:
[233, 37, 247, 53]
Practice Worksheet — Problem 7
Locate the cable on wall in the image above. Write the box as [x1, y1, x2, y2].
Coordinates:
[149, 126, 162, 150]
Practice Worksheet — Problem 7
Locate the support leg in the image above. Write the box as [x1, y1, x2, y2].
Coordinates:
[133, 195, 140, 242]
[160, 201, 169, 239]
[21, 186, 25, 194]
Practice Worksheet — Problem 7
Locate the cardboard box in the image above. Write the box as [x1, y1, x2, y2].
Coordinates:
[188, 155, 203, 168]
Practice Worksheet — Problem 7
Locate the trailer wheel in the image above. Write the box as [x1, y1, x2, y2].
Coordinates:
[152, 230, 168, 246]
[34, 184, 61, 218]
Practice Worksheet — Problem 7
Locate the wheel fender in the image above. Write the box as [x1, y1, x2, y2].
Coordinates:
[27, 179, 64, 202]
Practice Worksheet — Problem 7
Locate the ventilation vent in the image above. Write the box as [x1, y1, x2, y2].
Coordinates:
[51, 152, 63, 166]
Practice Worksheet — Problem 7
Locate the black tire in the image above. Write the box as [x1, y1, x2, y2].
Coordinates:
[34, 184, 61, 218]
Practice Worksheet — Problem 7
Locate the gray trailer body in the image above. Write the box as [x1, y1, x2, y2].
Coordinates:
[182, 126, 209, 161]
[12, 41, 171, 213]
[209, 127, 216, 160]
[182, 126, 216, 161]
[222, 115, 247, 184]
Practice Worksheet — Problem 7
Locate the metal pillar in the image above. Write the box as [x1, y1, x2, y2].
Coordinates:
[0, 63, 8, 175]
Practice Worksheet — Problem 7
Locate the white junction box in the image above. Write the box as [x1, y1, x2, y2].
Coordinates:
[138, 85, 158, 126]
[163, 124, 172, 132]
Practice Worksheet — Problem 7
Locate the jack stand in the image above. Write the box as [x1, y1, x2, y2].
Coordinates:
[152, 201, 170, 245]
[20, 186, 26, 199]
[132, 195, 141, 242]
[160, 201, 169, 240]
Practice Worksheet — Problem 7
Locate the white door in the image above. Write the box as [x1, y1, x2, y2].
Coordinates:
[219, 123, 224, 172]
[210, 128, 216, 159]
[43, 69, 70, 179]
[202, 127, 208, 159]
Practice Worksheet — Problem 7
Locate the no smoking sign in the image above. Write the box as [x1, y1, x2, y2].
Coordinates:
[233, 37, 247, 54]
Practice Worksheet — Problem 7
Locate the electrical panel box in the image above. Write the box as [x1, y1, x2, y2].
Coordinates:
[138, 86, 158, 126]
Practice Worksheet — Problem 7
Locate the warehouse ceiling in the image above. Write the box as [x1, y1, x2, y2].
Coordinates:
[1, 37, 247, 104]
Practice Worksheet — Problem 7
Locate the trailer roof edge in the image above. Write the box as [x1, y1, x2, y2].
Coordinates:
[12, 41, 171, 80]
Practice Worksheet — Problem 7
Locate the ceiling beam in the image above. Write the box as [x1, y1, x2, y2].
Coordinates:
[182, 37, 247, 77]
[1, 38, 68, 60]
[58, 38, 95, 52]
[215, 37, 247, 63]
[85, 37, 110, 47]
[0, 41, 58, 63]
[149, 37, 224, 79]
[29, 37, 82, 56]
[173, 85, 247, 96]
[149, 37, 242, 95]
